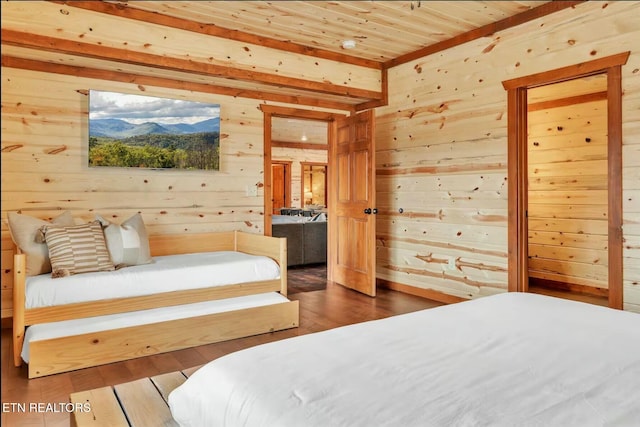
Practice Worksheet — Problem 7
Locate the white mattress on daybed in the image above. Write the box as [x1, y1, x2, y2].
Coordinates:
[168, 292, 640, 427]
[22, 292, 289, 363]
[25, 251, 280, 308]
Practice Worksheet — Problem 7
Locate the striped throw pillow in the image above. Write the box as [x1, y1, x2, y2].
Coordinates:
[41, 221, 115, 278]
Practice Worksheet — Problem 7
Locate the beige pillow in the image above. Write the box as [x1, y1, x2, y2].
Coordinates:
[96, 213, 153, 268]
[7, 211, 76, 276]
[40, 221, 115, 278]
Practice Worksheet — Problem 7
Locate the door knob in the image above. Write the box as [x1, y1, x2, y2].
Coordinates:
[372, 208, 378, 214]
[364, 208, 372, 214]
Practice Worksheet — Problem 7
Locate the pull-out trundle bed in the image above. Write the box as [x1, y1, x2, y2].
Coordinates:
[12, 231, 298, 378]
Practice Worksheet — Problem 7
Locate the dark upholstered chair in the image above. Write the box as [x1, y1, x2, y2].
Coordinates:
[272, 222, 304, 266]
[272, 221, 327, 266]
[302, 221, 327, 264]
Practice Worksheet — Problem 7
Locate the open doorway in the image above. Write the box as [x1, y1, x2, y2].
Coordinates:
[261, 106, 338, 294]
[526, 75, 609, 306]
[503, 52, 629, 309]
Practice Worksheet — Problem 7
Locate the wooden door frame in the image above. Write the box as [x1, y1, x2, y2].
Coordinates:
[502, 52, 629, 309]
[261, 105, 345, 236]
[271, 160, 292, 214]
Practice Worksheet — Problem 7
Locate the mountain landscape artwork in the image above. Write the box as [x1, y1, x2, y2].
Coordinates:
[89, 90, 221, 170]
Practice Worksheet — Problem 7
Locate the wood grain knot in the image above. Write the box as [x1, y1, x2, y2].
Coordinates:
[45, 145, 68, 155]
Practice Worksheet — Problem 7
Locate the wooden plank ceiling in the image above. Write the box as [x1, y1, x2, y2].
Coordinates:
[106, 1, 550, 63]
[1, 1, 582, 111]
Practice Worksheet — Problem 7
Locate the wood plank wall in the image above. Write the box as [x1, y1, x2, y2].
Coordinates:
[528, 93, 608, 292]
[375, 1, 640, 312]
[1, 68, 271, 232]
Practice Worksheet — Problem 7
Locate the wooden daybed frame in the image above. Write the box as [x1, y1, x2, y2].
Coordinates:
[12, 230, 299, 378]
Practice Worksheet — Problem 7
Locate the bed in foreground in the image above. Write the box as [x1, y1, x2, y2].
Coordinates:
[168, 292, 640, 427]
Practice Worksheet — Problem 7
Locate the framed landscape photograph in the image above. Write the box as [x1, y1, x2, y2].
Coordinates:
[88, 90, 221, 170]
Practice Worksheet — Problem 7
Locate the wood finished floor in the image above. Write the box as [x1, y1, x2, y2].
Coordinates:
[1, 267, 443, 427]
[287, 263, 327, 294]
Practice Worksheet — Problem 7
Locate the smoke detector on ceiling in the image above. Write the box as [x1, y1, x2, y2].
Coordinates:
[342, 40, 357, 49]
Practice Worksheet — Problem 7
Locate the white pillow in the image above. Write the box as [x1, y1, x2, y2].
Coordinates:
[7, 211, 76, 276]
[96, 213, 153, 268]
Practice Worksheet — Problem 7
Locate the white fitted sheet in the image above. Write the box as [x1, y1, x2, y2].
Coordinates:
[22, 292, 289, 363]
[25, 251, 280, 308]
[169, 293, 640, 427]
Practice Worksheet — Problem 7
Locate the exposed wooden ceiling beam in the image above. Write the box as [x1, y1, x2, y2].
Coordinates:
[3, 2, 582, 112]
[54, 0, 383, 70]
[260, 105, 345, 120]
[1, 55, 356, 111]
[1, 29, 382, 102]
[384, 1, 587, 69]
[356, 68, 388, 111]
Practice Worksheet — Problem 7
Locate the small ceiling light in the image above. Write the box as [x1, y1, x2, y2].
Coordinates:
[342, 40, 357, 49]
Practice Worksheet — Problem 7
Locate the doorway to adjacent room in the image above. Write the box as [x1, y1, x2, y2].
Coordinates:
[262, 106, 334, 294]
[503, 52, 629, 309]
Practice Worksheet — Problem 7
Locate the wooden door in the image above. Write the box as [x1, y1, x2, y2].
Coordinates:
[329, 110, 376, 296]
[271, 163, 290, 214]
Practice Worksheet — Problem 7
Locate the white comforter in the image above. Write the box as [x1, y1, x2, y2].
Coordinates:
[168, 293, 640, 427]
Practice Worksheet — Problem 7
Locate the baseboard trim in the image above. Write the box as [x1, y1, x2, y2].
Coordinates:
[377, 279, 467, 305]
[529, 277, 608, 297]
